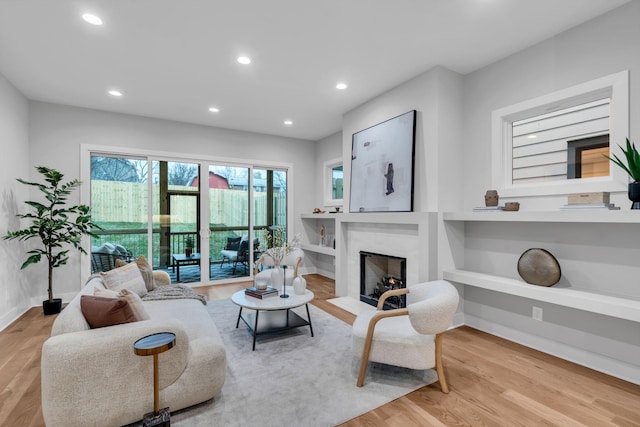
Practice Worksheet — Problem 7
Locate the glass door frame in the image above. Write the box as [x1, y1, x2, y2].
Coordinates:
[80, 144, 293, 286]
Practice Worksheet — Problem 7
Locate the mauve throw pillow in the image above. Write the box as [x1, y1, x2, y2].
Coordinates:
[80, 295, 137, 329]
[93, 288, 150, 322]
[101, 262, 148, 297]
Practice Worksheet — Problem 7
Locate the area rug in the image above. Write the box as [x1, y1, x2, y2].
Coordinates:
[170, 298, 436, 427]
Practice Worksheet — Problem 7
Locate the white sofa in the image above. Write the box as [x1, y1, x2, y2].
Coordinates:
[41, 271, 227, 427]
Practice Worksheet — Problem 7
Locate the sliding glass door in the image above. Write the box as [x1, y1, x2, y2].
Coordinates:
[208, 165, 251, 280]
[89, 155, 149, 273]
[152, 160, 201, 284]
[88, 151, 288, 286]
[254, 168, 288, 248]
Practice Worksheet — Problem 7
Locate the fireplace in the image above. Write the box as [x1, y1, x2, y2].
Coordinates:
[360, 251, 407, 310]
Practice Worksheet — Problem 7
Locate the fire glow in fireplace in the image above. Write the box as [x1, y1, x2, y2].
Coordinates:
[360, 251, 407, 310]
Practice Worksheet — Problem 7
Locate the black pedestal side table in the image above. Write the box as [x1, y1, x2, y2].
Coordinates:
[134, 332, 176, 427]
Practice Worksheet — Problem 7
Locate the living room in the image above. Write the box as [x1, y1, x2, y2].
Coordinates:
[1, 1, 640, 426]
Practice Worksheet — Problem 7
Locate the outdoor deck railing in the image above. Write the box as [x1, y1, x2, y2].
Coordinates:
[92, 226, 271, 268]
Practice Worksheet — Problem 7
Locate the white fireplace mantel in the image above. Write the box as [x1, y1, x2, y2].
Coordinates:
[332, 212, 438, 298]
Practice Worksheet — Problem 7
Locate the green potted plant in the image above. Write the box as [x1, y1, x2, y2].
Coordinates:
[606, 138, 640, 209]
[3, 166, 100, 315]
[184, 235, 194, 257]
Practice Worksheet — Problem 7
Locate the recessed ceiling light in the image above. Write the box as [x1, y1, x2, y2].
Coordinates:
[284, 120, 293, 125]
[108, 90, 122, 97]
[237, 56, 251, 65]
[82, 13, 103, 26]
[208, 107, 220, 113]
[336, 82, 348, 90]
[527, 135, 537, 139]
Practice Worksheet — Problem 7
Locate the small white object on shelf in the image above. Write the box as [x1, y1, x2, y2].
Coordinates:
[560, 203, 620, 210]
[473, 206, 505, 211]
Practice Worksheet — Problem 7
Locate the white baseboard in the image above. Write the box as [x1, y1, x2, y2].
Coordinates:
[0, 289, 77, 332]
[29, 291, 77, 308]
[464, 314, 640, 385]
[451, 312, 465, 329]
[0, 305, 29, 333]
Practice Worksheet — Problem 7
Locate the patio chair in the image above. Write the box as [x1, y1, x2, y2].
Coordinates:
[91, 243, 132, 273]
[220, 237, 260, 274]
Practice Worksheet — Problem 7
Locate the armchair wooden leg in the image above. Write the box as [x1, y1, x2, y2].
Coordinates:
[435, 333, 449, 393]
[356, 334, 375, 387]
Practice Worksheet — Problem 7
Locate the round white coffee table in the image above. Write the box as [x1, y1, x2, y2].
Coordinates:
[231, 287, 314, 350]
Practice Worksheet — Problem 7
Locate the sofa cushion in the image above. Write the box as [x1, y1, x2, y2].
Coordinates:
[118, 289, 151, 321]
[94, 288, 120, 298]
[80, 295, 137, 329]
[116, 255, 155, 291]
[101, 262, 148, 297]
[93, 287, 150, 321]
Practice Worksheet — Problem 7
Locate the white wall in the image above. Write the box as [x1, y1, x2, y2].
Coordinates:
[331, 66, 464, 313]
[342, 66, 464, 214]
[28, 101, 316, 300]
[463, 1, 640, 210]
[458, 1, 640, 383]
[323, 2, 640, 383]
[0, 72, 32, 330]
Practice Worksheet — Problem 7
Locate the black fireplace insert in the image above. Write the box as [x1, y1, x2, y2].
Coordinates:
[360, 251, 407, 310]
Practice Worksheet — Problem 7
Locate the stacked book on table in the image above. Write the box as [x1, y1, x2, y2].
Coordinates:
[244, 286, 279, 299]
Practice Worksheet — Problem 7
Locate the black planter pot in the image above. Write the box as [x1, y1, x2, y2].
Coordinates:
[629, 182, 640, 209]
[43, 298, 62, 315]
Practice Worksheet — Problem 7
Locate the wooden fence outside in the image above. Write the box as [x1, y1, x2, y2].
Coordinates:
[91, 181, 286, 267]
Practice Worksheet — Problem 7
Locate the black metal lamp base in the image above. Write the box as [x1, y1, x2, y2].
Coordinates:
[280, 265, 289, 298]
[142, 408, 171, 427]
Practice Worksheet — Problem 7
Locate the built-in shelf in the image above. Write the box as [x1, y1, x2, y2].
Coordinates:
[443, 210, 640, 223]
[302, 212, 428, 225]
[443, 269, 640, 323]
[300, 213, 341, 219]
[301, 244, 335, 256]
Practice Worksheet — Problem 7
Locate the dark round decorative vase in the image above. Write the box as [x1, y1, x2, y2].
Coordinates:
[629, 182, 640, 209]
[43, 298, 62, 315]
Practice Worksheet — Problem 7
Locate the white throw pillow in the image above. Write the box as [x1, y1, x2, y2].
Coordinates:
[118, 289, 150, 321]
[94, 288, 120, 298]
[100, 262, 148, 297]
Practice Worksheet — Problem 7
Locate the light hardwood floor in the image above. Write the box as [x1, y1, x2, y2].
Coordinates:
[1, 274, 639, 426]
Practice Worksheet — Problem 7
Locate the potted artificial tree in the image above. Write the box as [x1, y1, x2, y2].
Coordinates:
[607, 138, 640, 209]
[3, 166, 100, 315]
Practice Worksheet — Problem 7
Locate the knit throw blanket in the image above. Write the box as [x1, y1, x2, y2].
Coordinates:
[142, 284, 208, 305]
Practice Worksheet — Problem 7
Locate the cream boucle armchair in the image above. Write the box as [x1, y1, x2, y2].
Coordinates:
[351, 280, 459, 392]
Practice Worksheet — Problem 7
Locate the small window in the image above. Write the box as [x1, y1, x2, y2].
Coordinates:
[332, 165, 343, 200]
[511, 99, 610, 185]
[324, 158, 343, 207]
[492, 70, 629, 197]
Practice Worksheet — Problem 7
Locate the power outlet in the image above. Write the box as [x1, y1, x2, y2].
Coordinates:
[532, 306, 543, 321]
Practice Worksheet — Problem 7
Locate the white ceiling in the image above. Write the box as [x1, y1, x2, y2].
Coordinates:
[0, 0, 630, 141]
